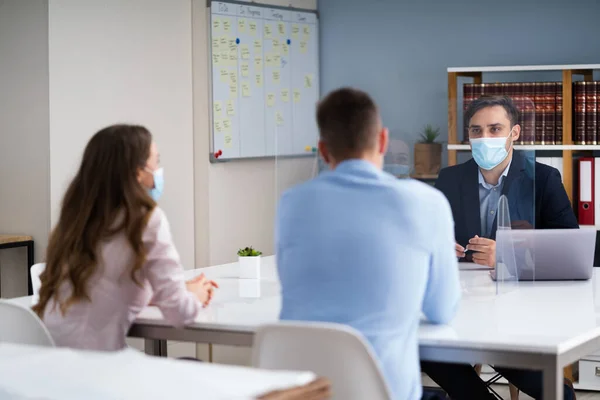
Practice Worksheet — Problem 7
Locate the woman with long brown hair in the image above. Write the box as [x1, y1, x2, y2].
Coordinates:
[33, 124, 216, 350]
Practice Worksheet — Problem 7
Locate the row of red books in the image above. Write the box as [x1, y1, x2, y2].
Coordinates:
[574, 81, 600, 145]
[463, 82, 562, 144]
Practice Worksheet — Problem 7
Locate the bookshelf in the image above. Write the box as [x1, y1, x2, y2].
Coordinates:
[447, 63, 600, 204]
[448, 144, 600, 151]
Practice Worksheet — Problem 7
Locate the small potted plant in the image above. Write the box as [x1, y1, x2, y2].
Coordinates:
[414, 124, 442, 176]
[237, 246, 262, 279]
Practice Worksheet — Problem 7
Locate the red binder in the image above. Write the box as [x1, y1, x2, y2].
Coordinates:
[578, 158, 595, 225]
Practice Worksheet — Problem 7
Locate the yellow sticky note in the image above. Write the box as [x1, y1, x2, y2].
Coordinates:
[264, 23, 273, 38]
[273, 54, 281, 67]
[304, 74, 313, 88]
[223, 119, 232, 133]
[212, 18, 221, 31]
[255, 73, 263, 87]
[223, 19, 231, 33]
[229, 51, 238, 65]
[219, 36, 227, 48]
[278, 22, 285, 36]
[213, 101, 223, 117]
[238, 18, 246, 33]
[265, 54, 274, 67]
[276, 111, 284, 126]
[272, 39, 280, 53]
[282, 43, 289, 56]
[230, 83, 238, 96]
[224, 134, 232, 148]
[303, 25, 310, 36]
[294, 89, 301, 103]
[241, 62, 250, 77]
[242, 82, 251, 97]
[254, 56, 263, 68]
[229, 71, 238, 85]
[281, 88, 289, 103]
[267, 92, 275, 107]
[226, 100, 235, 116]
[220, 51, 229, 66]
[292, 24, 300, 39]
[254, 40, 262, 51]
[300, 41, 307, 54]
[212, 37, 220, 51]
[249, 21, 257, 35]
[220, 69, 229, 83]
[272, 70, 280, 84]
[228, 40, 237, 54]
[214, 119, 223, 133]
[212, 53, 220, 65]
[241, 45, 250, 60]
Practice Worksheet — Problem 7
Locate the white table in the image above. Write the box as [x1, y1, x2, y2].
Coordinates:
[0, 342, 321, 400]
[10, 256, 600, 400]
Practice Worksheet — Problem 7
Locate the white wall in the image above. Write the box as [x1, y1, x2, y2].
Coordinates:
[48, 0, 196, 268]
[193, 0, 318, 268]
[0, 0, 50, 296]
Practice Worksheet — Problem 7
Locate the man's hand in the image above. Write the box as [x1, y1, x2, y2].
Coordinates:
[466, 235, 496, 267]
[455, 243, 466, 258]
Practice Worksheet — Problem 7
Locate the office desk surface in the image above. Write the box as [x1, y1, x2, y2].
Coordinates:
[0, 343, 325, 400]
[10, 256, 600, 355]
[12, 257, 599, 399]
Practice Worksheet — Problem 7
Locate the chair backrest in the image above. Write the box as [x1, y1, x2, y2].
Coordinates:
[0, 300, 55, 347]
[30, 263, 46, 305]
[252, 322, 391, 400]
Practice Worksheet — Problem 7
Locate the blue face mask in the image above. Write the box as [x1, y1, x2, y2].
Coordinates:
[470, 132, 512, 171]
[147, 167, 164, 201]
[385, 164, 411, 177]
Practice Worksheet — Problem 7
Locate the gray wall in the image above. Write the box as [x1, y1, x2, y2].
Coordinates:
[318, 0, 600, 166]
[0, 0, 50, 296]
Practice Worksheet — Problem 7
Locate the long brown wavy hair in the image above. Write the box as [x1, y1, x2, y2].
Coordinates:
[33, 124, 156, 317]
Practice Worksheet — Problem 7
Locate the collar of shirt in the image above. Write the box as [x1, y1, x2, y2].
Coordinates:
[335, 159, 382, 176]
[478, 159, 511, 190]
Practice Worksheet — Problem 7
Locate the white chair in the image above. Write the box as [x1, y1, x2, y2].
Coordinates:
[30, 263, 45, 305]
[0, 300, 55, 347]
[252, 322, 391, 400]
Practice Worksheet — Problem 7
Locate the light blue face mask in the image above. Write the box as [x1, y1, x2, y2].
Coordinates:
[385, 164, 411, 177]
[147, 167, 164, 201]
[470, 131, 513, 171]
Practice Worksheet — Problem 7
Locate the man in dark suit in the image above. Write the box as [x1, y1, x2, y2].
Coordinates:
[421, 96, 578, 400]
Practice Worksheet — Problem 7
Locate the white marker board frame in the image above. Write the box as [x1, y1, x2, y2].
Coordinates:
[208, 1, 319, 162]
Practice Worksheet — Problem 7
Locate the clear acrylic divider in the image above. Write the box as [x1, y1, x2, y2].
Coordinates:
[495, 194, 519, 294]
[274, 123, 319, 220]
[384, 138, 411, 178]
[494, 150, 537, 294]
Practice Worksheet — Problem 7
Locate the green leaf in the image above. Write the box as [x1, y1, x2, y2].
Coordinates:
[237, 246, 262, 257]
[419, 124, 440, 143]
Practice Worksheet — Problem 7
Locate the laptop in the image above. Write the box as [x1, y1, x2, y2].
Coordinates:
[490, 228, 596, 281]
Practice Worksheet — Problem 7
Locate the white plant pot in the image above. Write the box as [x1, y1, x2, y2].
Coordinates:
[239, 256, 261, 279]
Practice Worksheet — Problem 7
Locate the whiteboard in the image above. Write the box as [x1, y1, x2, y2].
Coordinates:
[209, 1, 319, 161]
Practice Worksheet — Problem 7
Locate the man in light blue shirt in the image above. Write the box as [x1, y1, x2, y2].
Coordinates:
[276, 88, 461, 400]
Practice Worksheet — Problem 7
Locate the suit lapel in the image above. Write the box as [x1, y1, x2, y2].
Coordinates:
[460, 159, 481, 241]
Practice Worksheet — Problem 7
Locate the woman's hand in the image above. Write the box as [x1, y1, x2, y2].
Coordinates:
[186, 273, 219, 307]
